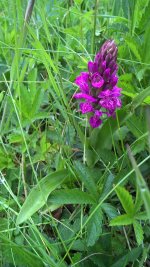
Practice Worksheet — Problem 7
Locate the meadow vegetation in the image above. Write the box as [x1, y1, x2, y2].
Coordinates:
[0, 0, 150, 266]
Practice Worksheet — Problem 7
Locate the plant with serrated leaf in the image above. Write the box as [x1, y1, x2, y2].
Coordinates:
[110, 185, 148, 245]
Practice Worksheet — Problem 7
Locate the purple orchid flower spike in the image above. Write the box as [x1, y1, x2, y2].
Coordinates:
[73, 39, 122, 128]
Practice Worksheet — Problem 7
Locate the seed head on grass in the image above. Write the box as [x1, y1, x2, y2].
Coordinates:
[73, 40, 122, 128]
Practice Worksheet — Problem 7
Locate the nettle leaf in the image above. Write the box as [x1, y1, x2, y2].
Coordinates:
[48, 189, 96, 205]
[110, 214, 134, 226]
[74, 161, 98, 200]
[133, 220, 144, 245]
[89, 233, 112, 267]
[99, 173, 115, 201]
[115, 186, 135, 215]
[135, 212, 149, 221]
[86, 206, 103, 247]
[16, 170, 69, 225]
[101, 203, 118, 219]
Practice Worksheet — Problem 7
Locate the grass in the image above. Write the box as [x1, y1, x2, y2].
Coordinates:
[0, 0, 150, 266]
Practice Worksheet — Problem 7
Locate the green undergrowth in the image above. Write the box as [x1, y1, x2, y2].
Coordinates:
[0, 0, 150, 266]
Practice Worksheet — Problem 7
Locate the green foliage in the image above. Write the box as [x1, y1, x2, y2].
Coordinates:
[133, 220, 144, 245]
[110, 214, 134, 226]
[86, 206, 103, 247]
[48, 189, 96, 205]
[0, 0, 150, 266]
[128, 147, 150, 221]
[110, 185, 147, 245]
[17, 170, 69, 225]
[111, 246, 142, 267]
[115, 186, 135, 214]
[74, 161, 99, 199]
[0, 233, 44, 267]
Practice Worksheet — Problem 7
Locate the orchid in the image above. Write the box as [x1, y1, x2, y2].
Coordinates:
[73, 40, 122, 128]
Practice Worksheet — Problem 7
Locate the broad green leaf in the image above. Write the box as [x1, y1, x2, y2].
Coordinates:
[99, 173, 114, 201]
[135, 211, 149, 221]
[48, 189, 96, 205]
[74, 161, 98, 199]
[112, 257, 127, 267]
[89, 233, 112, 267]
[110, 214, 134, 226]
[86, 206, 103, 246]
[16, 170, 69, 225]
[133, 220, 144, 245]
[101, 203, 118, 219]
[115, 186, 135, 215]
[111, 246, 142, 267]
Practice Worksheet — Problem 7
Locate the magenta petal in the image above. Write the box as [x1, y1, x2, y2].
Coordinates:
[99, 98, 115, 110]
[99, 97, 122, 111]
[75, 72, 89, 93]
[95, 53, 102, 64]
[95, 110, 103, 117]
[98, 89, 111, 98]
[89, 110, 103, 128]
[115, 98, 122, 108]
[88, 62, 98, 73]
[103, 68, 111, 80]
[101, 60, 106, 71]
[91, 72, 104, 88]
[111, 86, 122, 97]
[110, 76, 118, 86]
[89, 116, 102, 128]
[73, 93, 97, 102]
[80, 102, 93, 114]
